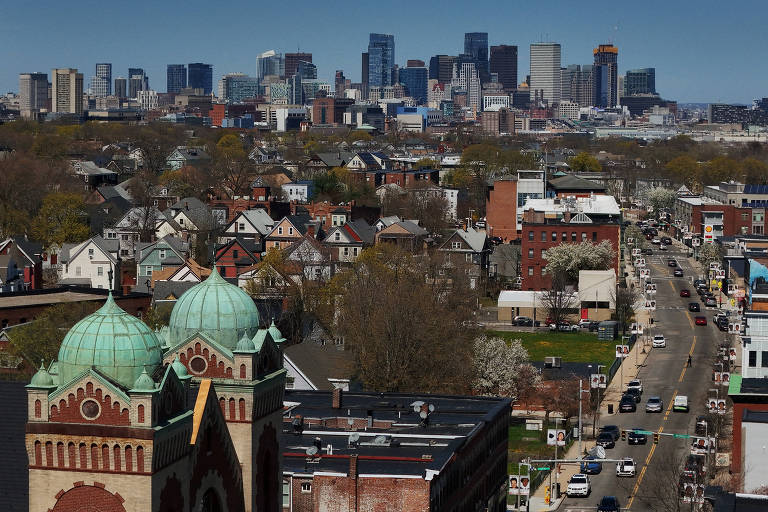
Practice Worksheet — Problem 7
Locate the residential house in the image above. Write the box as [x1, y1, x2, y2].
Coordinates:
[103, 206, 177, 259]
[283, 235, 333, 281]
[236, 261, 301, 322]
[85, 184, 133, 205]
[248, 145, 283, 164]
[303, 151, 355, 177]
[437, 227, 490, 289]
[265, 215, 321, 250]
[165, 146, 210, 170]
[283, 341, 352, 390]
[59, 236, 120, 290]
[281, 180, 314, 202]
[150, 259, 211, 305]
[323, 220, 375, 262]
[374, 220, 429, 252]
[213, 237, 262, 280]
[221, 208, 275, 242]
[346, 151, 389, 172]
[134, 235, 190, 292]
[71, 161, 118, 190]
[0, 237, 43, 290]
[374, 215, 401, 232]
[167, 197, 224, 247]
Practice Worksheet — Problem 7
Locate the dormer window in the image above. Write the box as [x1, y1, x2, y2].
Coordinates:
[335, 232, 341, 241]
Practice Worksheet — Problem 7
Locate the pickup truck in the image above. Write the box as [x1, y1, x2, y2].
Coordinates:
[673, 395, 689, 412]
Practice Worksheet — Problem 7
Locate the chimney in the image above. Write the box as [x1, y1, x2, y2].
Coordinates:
[185, 201, 189, 211]
[349, 453, 358, 479]
[306, 224, 316, 238]
[332, 388, 343, 409]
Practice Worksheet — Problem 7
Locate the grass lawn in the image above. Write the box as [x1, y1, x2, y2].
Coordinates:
[488, 330, 615, 367]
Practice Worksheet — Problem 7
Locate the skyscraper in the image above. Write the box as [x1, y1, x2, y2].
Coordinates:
[451, 61, 481, 112]
[51, 68, 83, 114]
[624, 68, 656, 96]
[114, 77, 127, 99]
[361, 52, 369, 87]
[127, 68, 148, 98]
[561, 64, 594, 107]
[167, 64, 187, 93]
[464, 32, 489, 83]
[490, 45, 518, 91]
[256, 50, 284, 80]
[367, 33, 395, 87]
[399, 62, 428, 104]
[290, 60, 317, 104]
[529, 43, 561, 105]
[429, 55, 457, 83]
[219, 73, 259, 103]
[18, 72, 48, 117]
[188, 63, 213, 94]
[593, 44, 618, 108]
[89, 63, 111, 97]
[284, 53, 312, 79]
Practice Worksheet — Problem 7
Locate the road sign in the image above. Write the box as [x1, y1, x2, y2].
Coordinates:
[536, 467, 550, 471]
[634, 430, 653, 435]
[673, 433, 691, 439]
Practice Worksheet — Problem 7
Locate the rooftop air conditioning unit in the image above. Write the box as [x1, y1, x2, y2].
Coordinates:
[544, 356, 562, 368]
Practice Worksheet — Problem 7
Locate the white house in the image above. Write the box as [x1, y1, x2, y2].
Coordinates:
[221, 208, 275, 242]
[103, 207, 174, 259]
[281, 181, 314, 202]
[59, 236, 120, 290]
[742, 311, 768, 378]
[284, 237, 332, 281]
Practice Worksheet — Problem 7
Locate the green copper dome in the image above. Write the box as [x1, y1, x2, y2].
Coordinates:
[131, 368, 156, 391]
[57, 294, 163, 389]
[29, 362, 55, 388]
[168, 266, 260, 351]
[268, 321, 286, 344]
[236, 334, 256, 352]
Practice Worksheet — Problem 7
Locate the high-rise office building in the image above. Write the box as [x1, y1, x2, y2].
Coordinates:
[334, 70, 349, 97]
[51, 68, 83, 114]
[561, 64, 594, 107]
[361, 52, 369, 86]
[127, 68, 148, 98]
[290, 61, 317, 104]
[451, 62, 481, 112]
[593, 44, 618, 108]
[89, 63, 111, 97]
[624, 68, 656, 96]
[429, 55, 457, 83]
[114, 77, 127, 99]
[490, 45, 518, 91]
[529, 43, 561, 105]
[167, 64, 187, 93]
[464, 32, 489, 83]
[399, 62, 428, 104]
[367, 33, 395, 87]
[188, 63, 213, 95]
[285, 53, 312, 79]
[219, 73, 259, 103]
[256, 50, 284, 80]
[18, 72, 48, 116]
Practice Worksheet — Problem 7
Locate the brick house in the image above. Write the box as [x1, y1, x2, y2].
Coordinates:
[674, 197, 752, 238]
[0, 237, 43, 290]
[214, 237, 262, 280]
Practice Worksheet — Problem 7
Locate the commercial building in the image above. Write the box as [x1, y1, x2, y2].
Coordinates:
[485, 171, 546, 241]
[490, 45, 518, 91]
[367, 33, 395, 87]
[451, 61, 481, 112]
[166, 64, 187, 93]
[561, 64, 594, 107]
[18, 72, 48, 117]
[114, 77, 127, 99]
[464, 32, 489, 82]
[219, 73, 259, 103]
[51, 68, 84, 114]
[674, 196, 752, 238]
[429, 54, 456, 83]
[593, 44, 619, 108]
[256, 50, 284, 80]
[285, 52, 312, 79]
[624, 68, 656, 96]
[709, 103, 750, 124]
[557, 100, 581, 120]
[312, 96, 355, 126]
[529, 43, 561, 106]
[90, 63, 111, 97]
[480, 108, 514, 136]
[398, 63, 428, 104]
[281, 389, 510, 512]
[519, 195, 622, 290]
[127, 67, 148, 98]
[188, 63, 213, 95]
[728, 377, 768, 491]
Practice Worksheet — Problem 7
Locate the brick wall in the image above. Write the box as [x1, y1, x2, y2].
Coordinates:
[486, 180, 518, 241]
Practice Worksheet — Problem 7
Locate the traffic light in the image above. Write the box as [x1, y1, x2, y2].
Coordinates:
[621, 430, 626, 441]
[653, 432, 660, 444]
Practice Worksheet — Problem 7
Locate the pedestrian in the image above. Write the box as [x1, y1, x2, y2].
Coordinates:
[687, 354, 692, 367]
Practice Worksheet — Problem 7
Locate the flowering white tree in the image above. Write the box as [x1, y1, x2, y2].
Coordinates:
[543, 240, 616, 283]
[698, 243, 723, 273]
[643, 187, 677, 216]
[473, 335, 539, 398]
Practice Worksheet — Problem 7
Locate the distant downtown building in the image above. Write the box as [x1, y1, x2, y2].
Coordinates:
[367, 33, 395, 87]
[90, 63, 111, 97]
[219, 73, 259, 103]
[464, 32, 489, 83]
[114, 77, 127, 99]
[593, 44, 618, 108]
[127, 67, 148, 99]
[624, 68, 656, 96]
[284, 53, 312, 79]
[19, 72, 48, 118]
[188, 63, 213, 95]
[561, 64, 594, 107]
[429, 54, 457, 84]
[166, 64, 187, 93]
[490, 45, 518, 90]
[51, 68, 83, 114]
[399, 61, 428, 104]
[529, 42, 561, 105]
[256, 50, 284, 80]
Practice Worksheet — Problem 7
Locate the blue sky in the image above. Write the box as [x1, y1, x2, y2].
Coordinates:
[3, 0, 765, 103]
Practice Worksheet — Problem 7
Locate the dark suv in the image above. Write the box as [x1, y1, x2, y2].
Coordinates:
[688, 302, 700, 312]
[619, 395, 637, 413]
[597, 496, 620, 512]
[628, 429, 647, 445]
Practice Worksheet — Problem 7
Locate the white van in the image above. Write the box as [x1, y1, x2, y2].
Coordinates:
[673, 395, 689, 412]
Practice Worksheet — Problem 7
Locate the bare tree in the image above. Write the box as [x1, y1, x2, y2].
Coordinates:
[613, 286, 640, 335]
[630, 450, 703, 512]
[540, 272, 578, 325]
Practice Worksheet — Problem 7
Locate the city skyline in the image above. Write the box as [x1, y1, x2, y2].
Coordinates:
[2, 0, 767, 103]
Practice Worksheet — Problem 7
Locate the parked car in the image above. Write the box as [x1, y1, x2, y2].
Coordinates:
[652, 334, 666, 348]
[580, 455, 602, 474]
[596, 432, 615, 448]
[578, 318, 593, 328]
[616, 458, 636, 477]
[659, 244, 668, 251]
[624, 388, 642, 403]
[705, 297, 718, 307]
[652, 238, 661, 245]
[668, 259, 677, 267]
[680, 289, 691, 297]
[619, 395, 637, 413]
[683, 454, 707, 480]
[674, 395, 689, 412]
[715, 316, 728, 331]
[490, 236, 503, 245]
[566, 474, 591, 497]
[642, 248, 654, 255]
[646, 396, 663, 413]
[661, 236, 672, 245]
[627, 379, 643, 394]
[600, 425, 621, 440]
[695, 316, 707, 326]
[627, 429, 647, 445]
[550, 322, 578, 332]
[597, 496, 621, 512]
[512, 316, 533, 326]
[674, 268, 684, 277]
[688, 302, 700, 312]
[694, 279, 706, 288]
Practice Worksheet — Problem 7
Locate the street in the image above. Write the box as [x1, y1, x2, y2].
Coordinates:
[560, 247, 723, 511]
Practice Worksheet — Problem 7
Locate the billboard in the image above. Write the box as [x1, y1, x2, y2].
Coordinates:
[616, 345, 630, 358]
[547, 429, 566, 446]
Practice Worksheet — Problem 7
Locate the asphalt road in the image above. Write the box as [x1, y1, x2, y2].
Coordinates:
[561, 248, 724, 511]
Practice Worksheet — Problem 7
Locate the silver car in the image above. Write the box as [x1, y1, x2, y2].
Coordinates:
[646, 396, 663, 413]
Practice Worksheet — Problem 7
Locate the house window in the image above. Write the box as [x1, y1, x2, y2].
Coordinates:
[541, 231, 547, 241]
[274, 242, 280, 248]
[451, 241, 461, 249]
[285, 377, 295, 390]
[88, 248, 94, 256]
[528, 231, 534, 240]
[762, 351, 768, 368]
[97, 267, 103, 276]
[335, 233, 341, 241]
[145, 266, 152, 276]
[239, 223, 245, 230]
[528, 266, 534, 276]
[233, 250, 239, 259]
[465, 253, 472, 262]
[742, 212, 749, 220]
[552, 232, 557, 241]
[561, 232, 567, 241]
[528, 248, 534, 258]
[592, 232, 597, 241]
[121, 234, 129, 241]
[353, 248, 359, 256]
[179, 218, 184, 225]
[571, 232, 577, 241]
[289, 227, 294, 235]
[301, 482, 312, 493]
[153, 200, 159, 206]
[749, 350, 757, 367]
[121, 250, 128, 256]
[343, 247, 349, 256]
[159, 250, 166, 259]
[278, 227, 283, 235]
[75, 266, 81, 277]
[582, 232, 587, 241]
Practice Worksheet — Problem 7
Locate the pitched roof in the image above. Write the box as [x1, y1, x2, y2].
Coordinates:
[283, 342, 353, 390]
[449, 227, 487, 252]
[313, 151, 355, 167]
[548, 174, 607, 191]
[73, 161, 117, 176]
[61, 236, 119, 265]
[153, 280, 199, 301]
[237, 209, 275, 235]
[169, 147, 210, 161]
[283, 235, 330, 261]
[346, 219, 375, 245]
[97, 184, 133, 203]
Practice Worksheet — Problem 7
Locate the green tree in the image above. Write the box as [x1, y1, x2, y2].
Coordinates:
[569, 152, 602, 172]
[698, 243, 722, 271]
[665, 155, 700, 190]
[703, 156, 739, 185]
[216, 133, 246, 158]
[31, 192, 90, 248]
[143, 303, 174, 331]
[742, 158, 768, 184]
